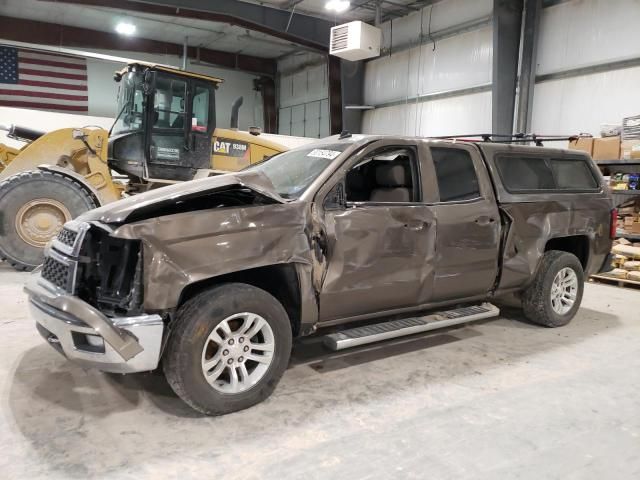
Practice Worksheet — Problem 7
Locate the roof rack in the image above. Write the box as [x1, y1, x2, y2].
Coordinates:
[430, 133, 590, 147]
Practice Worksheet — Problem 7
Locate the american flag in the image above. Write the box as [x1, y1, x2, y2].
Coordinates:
[0, 47, 88, 114]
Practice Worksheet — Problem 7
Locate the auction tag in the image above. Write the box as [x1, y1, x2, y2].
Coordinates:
[307, 149, 342, 160]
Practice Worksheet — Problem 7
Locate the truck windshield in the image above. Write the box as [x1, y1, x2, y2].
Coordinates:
[111, 71, 145, 135]
[249, 144, 350, 199]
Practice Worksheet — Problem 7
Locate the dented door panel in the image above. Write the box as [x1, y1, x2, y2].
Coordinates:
[318, 205, 436, 321]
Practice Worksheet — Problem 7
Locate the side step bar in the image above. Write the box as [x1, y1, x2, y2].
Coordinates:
[323, 303, 500, 351]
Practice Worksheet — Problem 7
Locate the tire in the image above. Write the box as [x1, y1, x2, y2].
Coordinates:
[0, 170, 97, 271]
[163, 283, 293, 415]
[522, 250, 584, 327]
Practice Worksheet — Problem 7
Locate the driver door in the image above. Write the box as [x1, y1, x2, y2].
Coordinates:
[146, 75, 214, 181]
[316, 141, 437, 322]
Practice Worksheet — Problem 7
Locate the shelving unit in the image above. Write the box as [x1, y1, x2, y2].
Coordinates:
[590, 160, 640, 288]
[616, 229, 640, 241]
[595, 159, 640, 207]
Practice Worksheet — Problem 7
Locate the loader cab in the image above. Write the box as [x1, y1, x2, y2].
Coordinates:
[108, 63, 219, 182]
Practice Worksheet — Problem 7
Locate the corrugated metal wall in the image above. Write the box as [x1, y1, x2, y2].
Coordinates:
[362, 0, 640, 138]
[277, 53, 330, 138]
[362, 0, 493, 136]
[531, 0, 640, 135]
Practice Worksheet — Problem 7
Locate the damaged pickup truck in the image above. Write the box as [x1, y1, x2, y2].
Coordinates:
[25, 135, 615, 415]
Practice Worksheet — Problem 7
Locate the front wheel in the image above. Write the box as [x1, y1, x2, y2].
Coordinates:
[522, 250, 584, 327]
[163, 283, 293, 415]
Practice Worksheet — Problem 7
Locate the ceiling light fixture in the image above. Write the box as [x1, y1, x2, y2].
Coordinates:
[115, 22, 136, 36]
[325, 0, 350, 13]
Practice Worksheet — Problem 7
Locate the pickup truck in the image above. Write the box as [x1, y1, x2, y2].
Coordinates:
[25, 134, 615, 415]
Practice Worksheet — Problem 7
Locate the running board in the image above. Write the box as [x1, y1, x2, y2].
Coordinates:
[323, 303, 500, 351]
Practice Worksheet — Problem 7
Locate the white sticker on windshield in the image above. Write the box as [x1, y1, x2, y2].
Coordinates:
[307, 149, 342, 160]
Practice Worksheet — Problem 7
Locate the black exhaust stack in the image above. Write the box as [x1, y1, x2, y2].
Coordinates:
[230, 96, 243, 130]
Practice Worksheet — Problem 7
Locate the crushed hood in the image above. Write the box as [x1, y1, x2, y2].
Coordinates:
[79, 171, 286, 224]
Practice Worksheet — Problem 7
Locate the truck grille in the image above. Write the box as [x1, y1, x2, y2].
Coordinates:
[56, 228, 78, 248]
[41, 256, 71, 291]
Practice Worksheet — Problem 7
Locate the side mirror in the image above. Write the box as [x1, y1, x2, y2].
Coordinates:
[323, 182, 345, 210]
[143, 70, 156, 95]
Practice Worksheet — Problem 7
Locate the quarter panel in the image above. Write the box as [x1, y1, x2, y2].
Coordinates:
[497, 198, 612, 292]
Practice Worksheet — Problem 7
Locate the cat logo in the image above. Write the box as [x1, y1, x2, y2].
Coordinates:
[213, 138, 249, 157]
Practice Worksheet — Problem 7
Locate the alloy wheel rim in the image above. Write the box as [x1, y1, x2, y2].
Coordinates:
[201, 312, 275, 394]
[550, 267, 578, 315]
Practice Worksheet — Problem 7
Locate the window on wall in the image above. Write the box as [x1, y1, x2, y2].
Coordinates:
[431, 148, 481, 202]
[191, 86, 209, 132]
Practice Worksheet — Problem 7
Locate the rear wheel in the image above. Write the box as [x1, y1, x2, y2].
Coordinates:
[163, 283, 293, 415]
[0, 170, 97, 271]
[522, 250, 584, 327]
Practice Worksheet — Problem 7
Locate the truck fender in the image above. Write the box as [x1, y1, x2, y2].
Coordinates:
[37, 165, 103, 207]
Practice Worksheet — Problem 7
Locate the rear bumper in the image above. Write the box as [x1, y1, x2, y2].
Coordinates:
[25, 272, 163, 374]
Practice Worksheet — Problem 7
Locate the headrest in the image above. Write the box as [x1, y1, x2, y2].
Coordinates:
[375, 164, 408, 187]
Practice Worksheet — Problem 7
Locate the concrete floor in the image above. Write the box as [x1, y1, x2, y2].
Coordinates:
[0, 262, 638, 480]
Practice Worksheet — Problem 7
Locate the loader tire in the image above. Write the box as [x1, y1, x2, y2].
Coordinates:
[0, 170, 97, 271]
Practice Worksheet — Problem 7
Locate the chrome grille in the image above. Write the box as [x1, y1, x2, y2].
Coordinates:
[42, 256, 71, 290]
[56, 228, 78, 248]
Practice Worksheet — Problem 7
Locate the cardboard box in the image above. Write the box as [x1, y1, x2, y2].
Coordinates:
[621, 139, 640, 160]
[592, 136, 621, 160]
[632, 222, 640, 234]
[569, 137, 594, 155]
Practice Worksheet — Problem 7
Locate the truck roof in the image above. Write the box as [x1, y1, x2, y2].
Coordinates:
[316, 133, 584, 158]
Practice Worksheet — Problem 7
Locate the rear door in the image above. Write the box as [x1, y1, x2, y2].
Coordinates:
[426, 144, 501, 301]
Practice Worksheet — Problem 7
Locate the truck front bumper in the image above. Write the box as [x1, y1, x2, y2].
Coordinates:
[25, 272, 164, 374]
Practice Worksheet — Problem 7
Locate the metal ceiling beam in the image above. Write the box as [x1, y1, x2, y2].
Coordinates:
[0, 15, 277, 75]
[492, 0, 524, 135]
[45, 0, 330, 52]
[130, 0, 332, 50]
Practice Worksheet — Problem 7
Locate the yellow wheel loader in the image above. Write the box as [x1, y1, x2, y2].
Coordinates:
[0, 63, 289, 271]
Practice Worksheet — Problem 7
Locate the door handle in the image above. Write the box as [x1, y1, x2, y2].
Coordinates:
[475, 216, 496, 226]
[404, 221, 429, 231]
